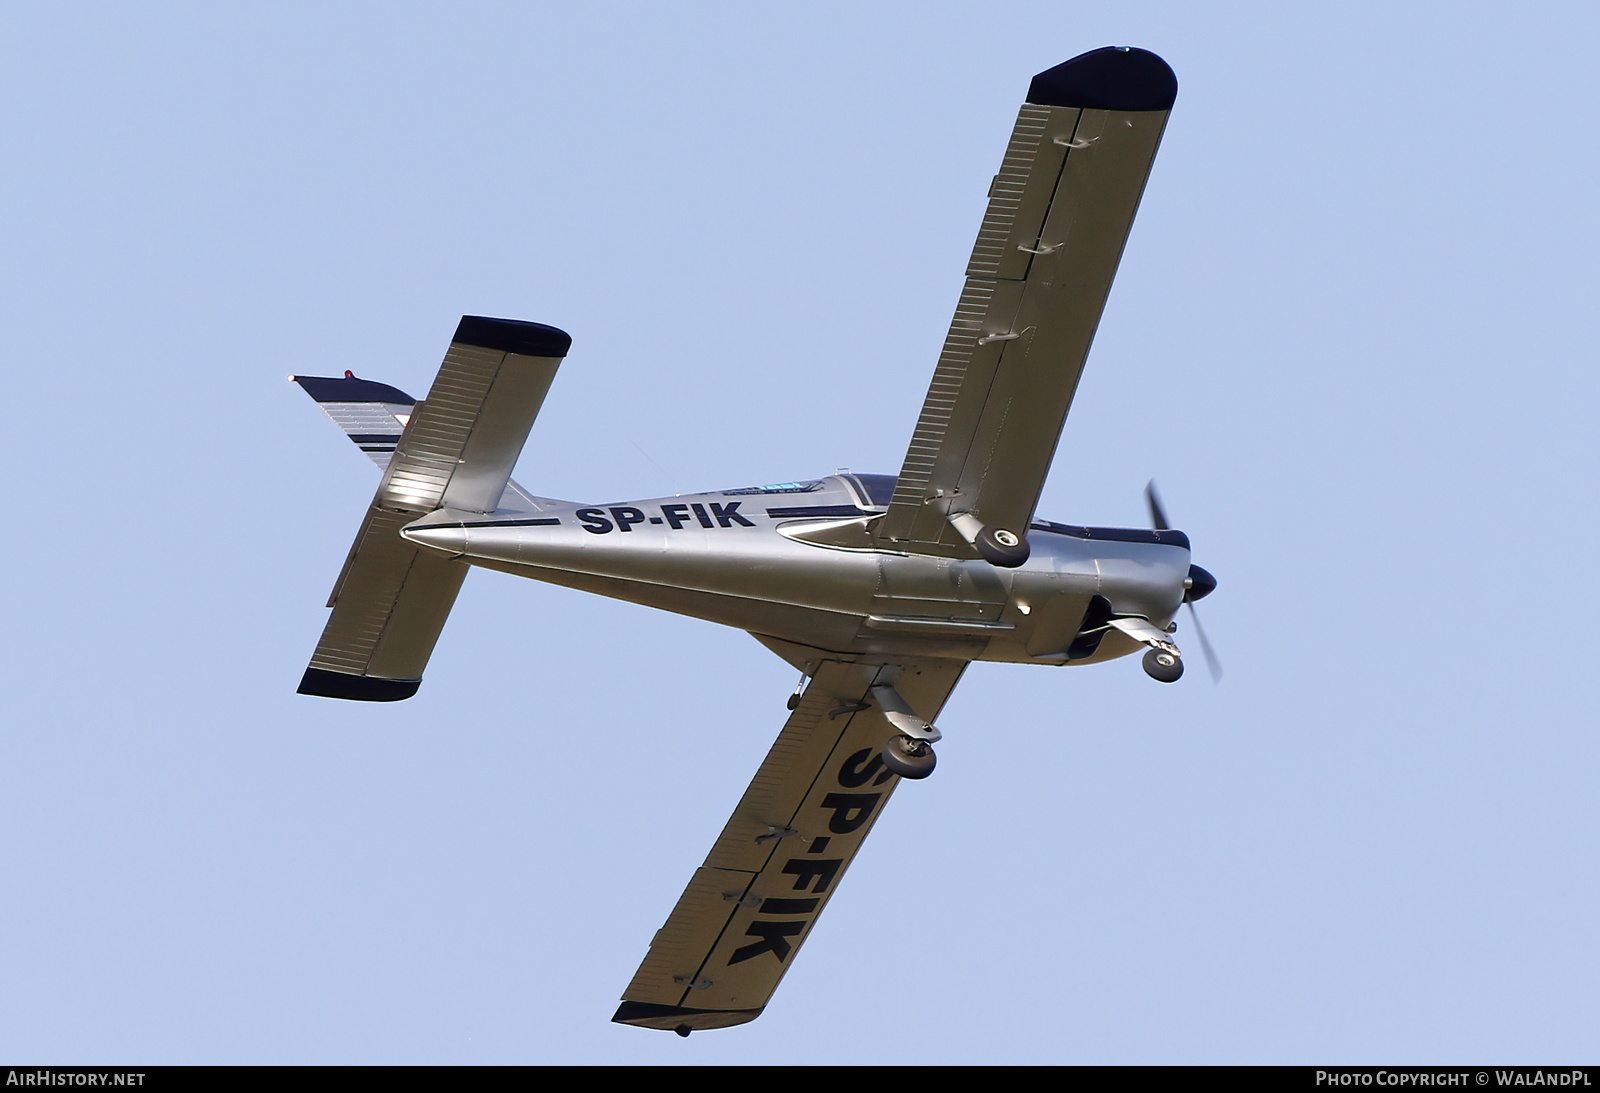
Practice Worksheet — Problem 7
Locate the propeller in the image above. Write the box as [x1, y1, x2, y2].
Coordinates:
[1146, 480, 1222, 683]
[1144, 479, 1172, 532]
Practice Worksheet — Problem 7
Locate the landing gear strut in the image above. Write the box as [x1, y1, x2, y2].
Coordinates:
[882, 734, 937, 779]
[1142, 648, 1183, 683]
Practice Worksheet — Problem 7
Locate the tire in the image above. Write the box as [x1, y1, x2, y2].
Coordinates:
[1142, 648, 1183, 683]
[975, 525, 1030, 568]
[882, 735, 937, 780]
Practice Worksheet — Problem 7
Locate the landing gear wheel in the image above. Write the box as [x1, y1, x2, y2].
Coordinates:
[882, 735, 937, 780]
[1142, 648, 1183, 683]
[975, 525, 1030, 568]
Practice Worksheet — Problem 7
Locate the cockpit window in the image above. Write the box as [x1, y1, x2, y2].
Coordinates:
[848, 473, 898, 508]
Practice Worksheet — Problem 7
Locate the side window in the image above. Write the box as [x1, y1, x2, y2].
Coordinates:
[848, 474, 898, 509]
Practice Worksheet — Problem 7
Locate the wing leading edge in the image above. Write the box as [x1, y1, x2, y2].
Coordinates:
[613, 658, 967, 1032]
[876, 47, 1177, 557]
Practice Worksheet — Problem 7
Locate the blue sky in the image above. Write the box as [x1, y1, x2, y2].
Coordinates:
[3, 0, 1597, 1064]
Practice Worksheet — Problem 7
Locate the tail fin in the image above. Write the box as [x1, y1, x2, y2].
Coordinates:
[295, 316, 572, 701]
[292, 373, 416, 470]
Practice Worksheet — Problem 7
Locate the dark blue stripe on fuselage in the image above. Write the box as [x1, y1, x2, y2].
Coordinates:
[1029, 521, 1190, 550]
[452, 517, 561, 528]
[766, 505, 872, 518]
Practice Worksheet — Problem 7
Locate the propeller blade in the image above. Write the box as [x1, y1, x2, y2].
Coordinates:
[1145, 479, 1170, 531]
[1146, 480, 1221, 682]
[1186, 602, 1223, 684]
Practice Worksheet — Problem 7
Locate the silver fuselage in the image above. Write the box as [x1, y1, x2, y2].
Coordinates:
[401, 474, 1189, 671]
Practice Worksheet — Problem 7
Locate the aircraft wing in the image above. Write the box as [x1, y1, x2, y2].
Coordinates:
[876, 47, 1177, 556]
[613, 657, 966, 1032]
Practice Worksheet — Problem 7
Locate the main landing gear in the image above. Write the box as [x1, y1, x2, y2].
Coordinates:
[882, 734, 937, 779]
[870, 682, 941, 780]
[944, 510, 1031, 568]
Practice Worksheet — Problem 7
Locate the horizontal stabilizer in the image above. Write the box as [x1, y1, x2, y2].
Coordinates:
[388, 317, 570, 515]
[297, 509, 469, 700]
[297, 316, 571, 701]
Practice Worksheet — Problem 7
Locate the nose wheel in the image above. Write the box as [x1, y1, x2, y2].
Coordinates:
[882, 734, 937, 779]
[1142, 648, 1183, 683]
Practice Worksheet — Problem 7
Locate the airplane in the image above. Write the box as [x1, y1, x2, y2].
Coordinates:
[290, 45, 1216, 1035]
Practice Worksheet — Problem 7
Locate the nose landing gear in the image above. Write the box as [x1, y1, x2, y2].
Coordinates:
[1142, 647, 1183, 683]
[1106, 616, 1186, 684]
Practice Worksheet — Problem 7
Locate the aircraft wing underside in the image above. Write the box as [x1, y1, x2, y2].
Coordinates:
[613, 657, 967, 1032]
[876, 49, 1175, 556]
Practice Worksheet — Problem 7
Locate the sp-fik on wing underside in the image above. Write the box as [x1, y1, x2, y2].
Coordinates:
[876, 47, 1176, 559]
[613, 659, 966, 1032]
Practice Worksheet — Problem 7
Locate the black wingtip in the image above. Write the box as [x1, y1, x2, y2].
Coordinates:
[297, 668, 420, 702]
[1027, 46, 1177, 111]
[453, 316, 573, 358]
[611, 1001, 764, 1032]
